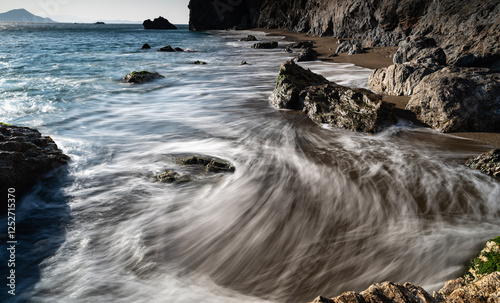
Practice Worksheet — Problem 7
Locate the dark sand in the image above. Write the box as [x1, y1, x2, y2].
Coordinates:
[252, 28, 500, 148]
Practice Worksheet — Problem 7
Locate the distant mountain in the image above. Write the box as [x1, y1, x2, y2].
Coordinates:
[0, 8, 55, 23]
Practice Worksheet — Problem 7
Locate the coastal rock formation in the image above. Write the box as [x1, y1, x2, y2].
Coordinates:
[393, 37, 446, 66]
[335, 40, 365, 55]
[296, 47, 318, 62]
[405, 67, 500, 132]
[157, 170, 192, 183]
[181, 155, 235, 173]
[123, 71, 165, 84]
[0, 124, 69, 213]
[289, 41, 314, 49]
[308, 237, 500, 303]
[251, 41, 278, 49]
[271, 60, 395, 133]
[239, 35, 257, 41]
[157, 46, 184, 52]
[465, 149, 500, 178]
[141, 43, 151, 49]
[143, 16, 177, 30]
[188, 0, 500, 68]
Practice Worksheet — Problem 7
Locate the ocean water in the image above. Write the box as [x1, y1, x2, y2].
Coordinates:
[0, 23, 499, 303]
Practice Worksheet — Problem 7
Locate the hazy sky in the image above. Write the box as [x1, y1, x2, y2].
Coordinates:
[0, 0, 190, 23]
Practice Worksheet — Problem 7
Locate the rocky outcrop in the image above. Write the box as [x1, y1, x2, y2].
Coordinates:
[289, 41, 314, 49]
[143, 16, 177, 30]
[308, 237, 500, 303]
[296, 47, 318, 62]
[271, 60, 396, 133]
[251, 41, 278, 49]
[405, 67, 500, 132]
[189, 0, 499, 68]
[123, 71, 165, 84]
[157, 46, 184, 52]
[142, 43, 151, 49]
[0, 124, 69, 213]
[181, 155, 235, 173]
[465, 149, 500, 178]
[335, 40, 365, 55]
[393, 37, 446, 66]
[239, 35, 257, 41]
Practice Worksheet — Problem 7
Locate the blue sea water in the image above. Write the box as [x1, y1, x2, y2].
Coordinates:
[0, 23, 499, 303]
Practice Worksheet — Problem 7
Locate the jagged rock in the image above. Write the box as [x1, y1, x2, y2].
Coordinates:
[181, 155, 235, 173]
[283, 46, 293, 53]
[393, 36, 446, 65]
[157, 45, 184, 52]
[465, 150, 500, 178]
[174, 47, 184, 52]
[143, 16, 177, 30]
[252, 41, 278, 49]
[142, 43, 151, 49]
[193, 60, 207, 65]
[335, 40, 365, 55]
[123, 71, 165, 84]
[157, 170, 192, 183]
[289, 41, 314, 49]
[239, 35, 257, 41]
[240, 61, 248, 65]
[405, 67, 500, 132]
[368, 63, 443, 96]
[295, 47, 318, 62]
[271, 60, 396, 133]
[0, 124, 69, 213]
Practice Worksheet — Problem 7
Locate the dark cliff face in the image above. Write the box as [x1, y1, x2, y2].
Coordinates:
[188, 0, 499, 68]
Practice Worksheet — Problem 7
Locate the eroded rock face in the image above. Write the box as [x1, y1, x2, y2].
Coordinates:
[296, 47, 318, 62]
[335, 40, 365, 55]
[271, 60, 396, 133]
[143, 16, 177, 30]
[405, 67, 500, 132]
[465, 149, 500, 178]
[123, 71, 165, 84]
[0, 124, 69, 213]
[393, 36, 446, 65]
[251, 41, 278, 49]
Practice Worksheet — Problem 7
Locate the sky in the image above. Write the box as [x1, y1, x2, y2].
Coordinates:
[0, 0, 190, 23]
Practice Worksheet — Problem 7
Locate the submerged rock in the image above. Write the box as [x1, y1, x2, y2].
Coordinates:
[142, 43, 151, 49]
[157, 45, 184, 52]
[193, 60, 207, 65]
[0, 124, 69, 213]
[295, 47, 318, 62]
[239, 35, 257, 41]
[123, 71, 165, 84]
[143, 16, 177, 30]
[406, 67, 500, 132]
[465, 149, 500, 178]
[157, 170, 192, 183]
[181, 155, 235, 173]
[271, 60, 396, 133]
[252, 41, 278, 49]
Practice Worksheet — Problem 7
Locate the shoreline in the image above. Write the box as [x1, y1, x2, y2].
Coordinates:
[251, 28, 500, 148]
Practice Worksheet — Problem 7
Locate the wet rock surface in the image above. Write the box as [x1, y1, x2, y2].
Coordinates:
[143, 16, 177, 30]
[465, 149, 500, 178]
[405, 67, 500, 132]
[251, 41, 278, 49]
[239, 35, 257, 41]
[0, 124, 69, 213]
[123, 71, 165, 84]
[295, 47, 318, 62]
[335, 40, 365, 55]
[271, 60, 395, 133]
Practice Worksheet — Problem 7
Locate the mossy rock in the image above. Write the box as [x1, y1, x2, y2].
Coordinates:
[124, 71, 165, 83]
[181, 155, 235, 173]
[465, 236, 500, 282]
[157, 170, 192, 183]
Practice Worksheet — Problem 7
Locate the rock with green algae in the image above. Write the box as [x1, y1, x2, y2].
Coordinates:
[156, 170, 192, 183]
[465, 149, 500, 178]
[181, 155, 235, 173]
[123, 71, 165, 84]
[270, 60, 396, 133]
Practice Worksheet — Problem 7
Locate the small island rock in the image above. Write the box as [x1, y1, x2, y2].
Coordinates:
[143, 16, 177, 30]
[123, 71, 165, 84]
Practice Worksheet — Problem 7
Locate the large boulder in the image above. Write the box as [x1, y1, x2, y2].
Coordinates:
[295, 47, 318, 62]
[239, 35, 257, 41]
[271, 60, 396, 133]
[405, 67, 500, 132]
[465, 149, 500, 178]
[123, 71, 165, 84]
[143, 16, 177, 30]
[0, 124, 69, 213]
[393, 36, 446, 65]
[335, 40, 365, 55]
[252, 41, 278, 49]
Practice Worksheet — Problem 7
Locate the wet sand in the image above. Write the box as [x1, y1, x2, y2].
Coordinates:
[252, 28, 500, 148]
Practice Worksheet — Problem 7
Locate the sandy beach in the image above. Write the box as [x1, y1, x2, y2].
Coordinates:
[252, 28, 500, 149]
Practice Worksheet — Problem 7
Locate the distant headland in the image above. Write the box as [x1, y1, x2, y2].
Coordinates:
[0, 8, 55, 23]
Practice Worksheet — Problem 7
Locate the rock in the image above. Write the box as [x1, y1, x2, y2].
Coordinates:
[335, 40, 365, 55]
[368, 63, 443, 96]
[405, 67, 500, 132]
[239, 35, 257, 41]
[143, 16, 177, 30]
[283, 46, 293, 53]
[181, 155, 235, 173]
[158, 45, 175, 52]
[188, 0, 262, 31]
[295, 47, 318, 62]
[0, 124, 69, 213]
[251, 41, 278, 49]
[142, 43, 151, 49]
[174, 47, 184, 52]
[123, 71, 165, 84]
[240, 61, 248, 65]
[466, 150, 500, 178]
[393, 36, 446, 65]
[271, 60, 396, 133]
[193, 60, 207, 65]
[157, 170, 192, 183]
[289, 41, 314, 49]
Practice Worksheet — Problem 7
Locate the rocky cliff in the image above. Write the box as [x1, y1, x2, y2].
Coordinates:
[188, 0, 500, 68]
